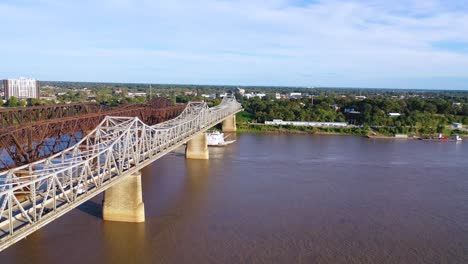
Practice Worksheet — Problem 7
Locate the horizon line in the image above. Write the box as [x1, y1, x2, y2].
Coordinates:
[38, 79, 468, 92]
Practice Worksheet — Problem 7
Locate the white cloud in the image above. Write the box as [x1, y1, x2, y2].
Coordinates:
[1, 0, 468, 88]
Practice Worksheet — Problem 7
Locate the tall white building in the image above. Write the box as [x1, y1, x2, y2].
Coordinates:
[2, 78, 40, 99]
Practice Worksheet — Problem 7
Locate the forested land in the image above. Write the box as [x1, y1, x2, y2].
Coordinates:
[238, 95, 468, 136]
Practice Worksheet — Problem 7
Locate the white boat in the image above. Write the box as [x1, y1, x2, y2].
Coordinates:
[452, 135, 463, 141]
[206, 131, 235, 147]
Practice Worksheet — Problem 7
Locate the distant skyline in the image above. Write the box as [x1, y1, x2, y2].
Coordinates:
[1, 0, 468, 90]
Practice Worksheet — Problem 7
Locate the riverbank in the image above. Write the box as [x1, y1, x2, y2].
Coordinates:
[237, 123, 468, 139]
[237, 123, 368, 136]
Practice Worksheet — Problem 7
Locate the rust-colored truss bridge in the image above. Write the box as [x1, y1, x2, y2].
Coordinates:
[0, 98, 185, 171]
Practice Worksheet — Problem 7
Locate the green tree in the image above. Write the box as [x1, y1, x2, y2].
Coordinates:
[6, 96, 19, 107]
[27, 98, 44, 106]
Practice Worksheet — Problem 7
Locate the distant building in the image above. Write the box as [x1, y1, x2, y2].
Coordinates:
[127, 92, 147, 98]
[265, 119, 348, 127]
[184, 91, 196, 96]
[201, 94, 216, 99]
[275, 93, 281, 100]
[2, 78, 40, 99]
[244, 93, 265, 99]
[344, 108, 360, 114]
[40, 96, 57, 101]
[387, 113, 401, 117]
[452, 123, 463, 129]
[355, 95, 366, 100]
[290, 92, 301, 98]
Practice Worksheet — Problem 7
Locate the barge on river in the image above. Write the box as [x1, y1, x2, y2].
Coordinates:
[207, 131, 236, 147]
[420, 134, 462, 142]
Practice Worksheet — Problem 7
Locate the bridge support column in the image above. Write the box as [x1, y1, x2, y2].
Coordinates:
[186, 132, 209, 159]
[222, 114, 236, 132]
[103, 171, 145, 223]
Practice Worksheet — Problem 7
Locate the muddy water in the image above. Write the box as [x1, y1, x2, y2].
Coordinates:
[2, 134, 468, 263]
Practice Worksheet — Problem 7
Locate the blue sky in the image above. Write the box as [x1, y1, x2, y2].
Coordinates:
[1, 0, 468, 89]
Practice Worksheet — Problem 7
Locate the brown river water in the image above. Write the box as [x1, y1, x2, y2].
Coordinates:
[1, 134, 468, 264]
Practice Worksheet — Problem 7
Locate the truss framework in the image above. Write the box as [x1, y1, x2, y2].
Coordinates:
[0, 96, 242, 252]
[0, 102, 110, 128]
[0, 98, 185, 170]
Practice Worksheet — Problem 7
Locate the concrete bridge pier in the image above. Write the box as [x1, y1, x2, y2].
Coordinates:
[222, 114, 237, 132]
[103, 171, 145, 223]
[186, 132, 209, 159]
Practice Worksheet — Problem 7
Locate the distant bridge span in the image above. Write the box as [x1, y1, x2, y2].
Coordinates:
[0, 98, 185, 171]
[0, 96, 242, 252]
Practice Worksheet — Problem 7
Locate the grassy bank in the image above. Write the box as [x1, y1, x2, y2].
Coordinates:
[237, 123, 369, 136]
[237, 123, 468, 139]
[371, 126, 468, 137]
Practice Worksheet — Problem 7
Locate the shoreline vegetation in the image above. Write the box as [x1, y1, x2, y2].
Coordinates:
[237, 123, 367, 136]
[236, 92, 468, 139]
[236, 122, 468, 139]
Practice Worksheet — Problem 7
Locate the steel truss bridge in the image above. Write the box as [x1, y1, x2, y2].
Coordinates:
[0, 102, 110, 128]
[0, 98, 184, 170]
[0, 96, 242, 252]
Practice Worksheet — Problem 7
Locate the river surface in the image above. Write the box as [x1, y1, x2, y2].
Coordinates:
[2, 134, 468, 263]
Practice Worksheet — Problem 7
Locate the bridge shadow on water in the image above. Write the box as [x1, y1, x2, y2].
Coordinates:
[77, 200, 103, 218]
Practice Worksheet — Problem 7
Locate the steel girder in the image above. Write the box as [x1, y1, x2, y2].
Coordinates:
[0, 102, 111, 128]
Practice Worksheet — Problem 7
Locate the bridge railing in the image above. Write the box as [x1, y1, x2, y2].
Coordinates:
[0, 96, 241, 247]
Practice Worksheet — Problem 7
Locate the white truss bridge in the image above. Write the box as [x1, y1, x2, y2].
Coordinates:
[0, 96, 242, 252]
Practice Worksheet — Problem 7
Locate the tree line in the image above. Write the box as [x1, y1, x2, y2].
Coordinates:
[240, 95, 468, 135]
